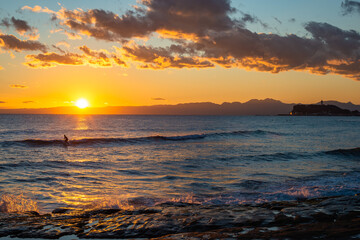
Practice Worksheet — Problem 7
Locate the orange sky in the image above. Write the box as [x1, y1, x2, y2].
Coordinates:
[1, 0, 360, 109]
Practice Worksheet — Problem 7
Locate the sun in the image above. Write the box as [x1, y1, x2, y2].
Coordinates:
[75, 98, 89, 109]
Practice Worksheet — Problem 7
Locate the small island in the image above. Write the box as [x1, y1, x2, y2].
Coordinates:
[290, 101, 360, 116]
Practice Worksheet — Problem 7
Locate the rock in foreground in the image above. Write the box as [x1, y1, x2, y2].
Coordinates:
[1, 195, 360, 239]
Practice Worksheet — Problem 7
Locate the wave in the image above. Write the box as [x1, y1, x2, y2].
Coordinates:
[0, 130, 280, 147]
[0, 193, 39, 213]
[325, 147, 360, 157]
[246, 146, 360, 161]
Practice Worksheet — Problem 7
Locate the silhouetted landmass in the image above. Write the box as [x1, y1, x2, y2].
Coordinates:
[0, 99, 359, 115]
[291, 104, 360, 116]
[316, 101, 360, 112]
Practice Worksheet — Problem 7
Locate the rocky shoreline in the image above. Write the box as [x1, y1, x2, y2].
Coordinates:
[1, 195, 360, 239]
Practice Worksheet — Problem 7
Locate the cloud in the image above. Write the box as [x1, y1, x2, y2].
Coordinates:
[37, 0, 236, 41]
[152, 97, 166, 100]
[52, 44, 65, 54]
[25, 52, 84, 68]
[56, 41, 70, 48]
[79, 45, 112, 67]
[273, 17, 282, 25]
[21, 0, 360, 80]
[25, 46, 127, 68]
[122, 44, 214, 69]
[239, 11, 268, 28]
[341, 0, 360, 14]
[0, 17, 39, 40]
[22, 101, 35, 103]
[183, 22, 360, 80]
[22, 5, 55, 14]
[0, 101, 6, 103]
[0, 34, 47, 52]
[10, 84, 27, 88]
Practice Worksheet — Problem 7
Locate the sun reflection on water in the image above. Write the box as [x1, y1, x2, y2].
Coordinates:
[75, 115, 89, 131]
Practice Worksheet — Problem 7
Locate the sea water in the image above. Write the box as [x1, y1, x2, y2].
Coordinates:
[0, 115, 359, 213]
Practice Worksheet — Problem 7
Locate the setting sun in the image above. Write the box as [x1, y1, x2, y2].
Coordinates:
[75, 98, 89, 109]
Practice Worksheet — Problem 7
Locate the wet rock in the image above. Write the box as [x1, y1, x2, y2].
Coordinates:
[52, 208, 74, 214]
[25, 211, 40, 216]
[273, 213, 294, 225]
[1, 195, 360, 239]
[86, 208, 121, 215]
[311, 212, 335, 222]
[293, 214, 312, 223]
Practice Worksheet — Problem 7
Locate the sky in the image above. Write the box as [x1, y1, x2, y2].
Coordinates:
[0, 0, 360, 109]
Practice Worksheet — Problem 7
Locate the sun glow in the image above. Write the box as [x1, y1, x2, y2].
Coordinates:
[75, 98, 89, 109]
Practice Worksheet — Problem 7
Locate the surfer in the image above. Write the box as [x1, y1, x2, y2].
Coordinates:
[64, 135, 69, 145]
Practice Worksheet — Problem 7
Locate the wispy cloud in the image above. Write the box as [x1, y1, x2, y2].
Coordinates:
[341, 0, 360, 15]
[10, 84, 27, 88]
[0, 101, 6, 103]
[21, 5, 55, 14]
[22, 100, 35, 103]
[152, 98, 166, 101]
[56, 41, 70, 48]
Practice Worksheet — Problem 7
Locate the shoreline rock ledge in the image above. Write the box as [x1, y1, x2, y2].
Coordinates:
[1, 195, 360, 239]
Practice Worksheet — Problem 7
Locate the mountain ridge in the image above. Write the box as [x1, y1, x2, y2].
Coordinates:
[0, 99, 359, 115]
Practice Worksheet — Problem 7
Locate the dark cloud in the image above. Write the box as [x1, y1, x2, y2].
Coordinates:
[273, 17, 282, 24]
[152, 98, 166, 101]
[58, 8, 154, 41]
[0, 17, 39, 39]
[10, 84, 27, 88]
[22, 0, 360, 80]
[0, 19, 10, 28]
[51, 0, 236, 41]
[122, 44, 214, 69]
[79, 45, 127, 67]
[238, 11, 268, 29]
[0, 101, 6, 103]
[79, 45, 108, 59]
[144, 0, 236, 36]
[0, 34, 47, 52]
[10, 17, 32, 32]
[25, 46, 127, 68]
[22, 101, 35, 103]
[341, 0, 360, 14]
[184, 22, 360, 79]
[112, 56, 127, 67]
[52, 44, 65, 54]
[305, 22, 360, 55]
[25, 52, 84, 68]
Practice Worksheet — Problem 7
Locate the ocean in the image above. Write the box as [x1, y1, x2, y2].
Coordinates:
[0, 114, 359, 214]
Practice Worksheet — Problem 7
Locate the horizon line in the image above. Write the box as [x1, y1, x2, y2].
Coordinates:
[0, 98, 357, 111]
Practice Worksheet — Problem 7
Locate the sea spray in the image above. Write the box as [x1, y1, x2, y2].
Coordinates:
[0, 193, 38, 213]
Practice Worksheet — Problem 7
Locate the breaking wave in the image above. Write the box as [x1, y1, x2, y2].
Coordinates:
[0, 130, 281, 147]
[0, 193, 39, 213]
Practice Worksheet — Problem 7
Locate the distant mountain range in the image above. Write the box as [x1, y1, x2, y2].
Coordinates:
[1, 99, 360, 115]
